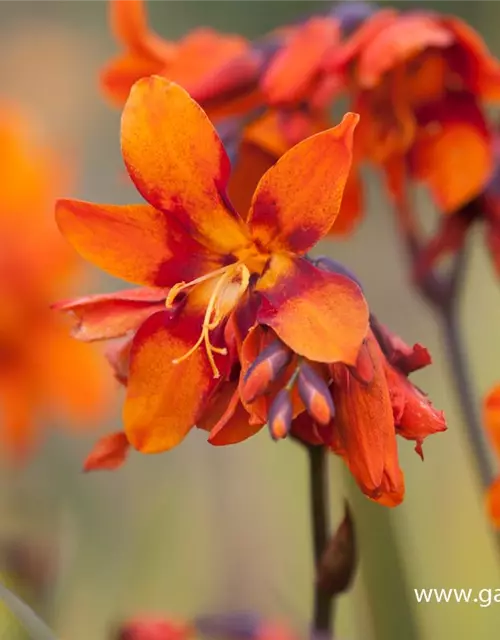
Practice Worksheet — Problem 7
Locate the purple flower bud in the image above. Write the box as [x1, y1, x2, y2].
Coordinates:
[297, 364, 335, 426]
[242, 339, 293, 404]
[268, 389, 293, 440]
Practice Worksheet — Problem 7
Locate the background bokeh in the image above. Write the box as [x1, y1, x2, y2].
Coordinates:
[1, 1, 500, 639]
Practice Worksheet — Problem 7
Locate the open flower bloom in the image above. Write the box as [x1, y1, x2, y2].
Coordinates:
[329, 9, 500, 213]
[56, 77, 369, 458]
[0, 105, 112, 460]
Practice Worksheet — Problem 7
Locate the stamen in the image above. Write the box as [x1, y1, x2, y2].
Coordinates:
[172, 263, 250, 378]
[165, 264, 235, 308]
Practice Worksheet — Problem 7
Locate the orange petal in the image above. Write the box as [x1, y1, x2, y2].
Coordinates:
[256, 255, 368, 365]
[207, 386, 263, 446]
[262, 17, 340, 106]
[100, 53, 165, 106]
[109, 0, 175, 60]
[83, 432, 130, 472]
[124, 308, 227, 453]
[484, 385, 500, 458]
[486, 477, 500, 529]
[105, 336, 133, 386]
[328, 163, 363, 236]
[443, 16, 500, 101]
[54, 287, 168, 341]
[356, 14, 453, 88]
[248, 113, 358, 253]
[409, 93, 492, 213]
[56, 199, 223, 286]
[164, 29, 249, 96]
[121, 77, 250, 253]
[331, 333, 403, 500]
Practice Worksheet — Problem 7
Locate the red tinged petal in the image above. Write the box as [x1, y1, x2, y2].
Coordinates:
[297, 363, 335, 426]
[262, 17, 340, 106]
[484, 385, 500, 458]
[370, 316, 433, 375]
[385, 365, 447, 457]
[120, 77, 250, 253]
[348, 339, 374, 384]
[206, 385, 263, 446]
[248, 113, 358, 253]
[241, 338, 293, 404]
[54, 287, 168, 341]
[83, 432, 130, 472]
[268, 389, 293, 440]
[330, 332, 403, 501]
[124, 306, 228, 453]
[370, 468, 405, 507]
[355, 14, 453, 88]
[56, 199, 224, 287]
[256, 255, 368, 365]
[486, 478, 500, 529]
[106, 336, 133, 386]
[409, 93, 493, 213]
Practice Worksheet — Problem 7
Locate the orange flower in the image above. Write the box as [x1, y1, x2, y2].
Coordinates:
[0, 105, 112, 460]
[330, 10, 500, 212]
[56, 77, 368, 457]
[101, 0, 253, 114]
[116, 617, 192, 640]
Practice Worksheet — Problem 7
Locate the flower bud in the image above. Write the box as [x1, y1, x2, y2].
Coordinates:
[241, 339, 293, 404]
[268, 389, 293, 440]
[316, 502, 357, 596]
[297, 364, 335, 426]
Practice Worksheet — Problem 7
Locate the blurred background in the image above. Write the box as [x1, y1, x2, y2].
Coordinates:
[1, 1, 500, 639]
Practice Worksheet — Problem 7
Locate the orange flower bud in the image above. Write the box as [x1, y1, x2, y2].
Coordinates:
[268, 389, 293, 440]
[297, 363, 335, 426]
[241, 339, 293, 404]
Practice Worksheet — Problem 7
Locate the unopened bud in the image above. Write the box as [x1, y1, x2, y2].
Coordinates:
[316, 502, 357, 596]
[268, 389, 293, 440]
[242, 340, 293, 404]
[297, 364, 335, 426]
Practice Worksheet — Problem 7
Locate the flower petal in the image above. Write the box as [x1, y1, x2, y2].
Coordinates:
[100, 53, 164, 106]
[109, 0, 175, 59]
[83, 432, 130, 472]
[124, 307, 227, 453]
[56, 199, 224, 286]
[248, 113, 358, 253]
[205, 385, 263, 446]
[262, 17, 340, 106]
[256, 255, 368, 365]
[54, 287, 168, 341]
[121, 77, 250, 253]
[330, 333, 403, 500]
[409, 93, 493, 213]
[484, 385, 500, 458]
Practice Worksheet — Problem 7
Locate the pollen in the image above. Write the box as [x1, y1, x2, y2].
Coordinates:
[167, 263, 250, 378]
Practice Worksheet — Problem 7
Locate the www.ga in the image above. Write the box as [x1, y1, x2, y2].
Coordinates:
[414, 588, 500, 607]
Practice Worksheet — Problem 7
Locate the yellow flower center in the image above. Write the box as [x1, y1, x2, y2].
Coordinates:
[166, 262, 251, 378]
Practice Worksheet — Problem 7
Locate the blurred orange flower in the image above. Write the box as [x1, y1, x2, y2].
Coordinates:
[0, 105, 112, 460]
[115, 617, 192, 640]
[330, 9, 500, 212]
[56, 77, 369, 459]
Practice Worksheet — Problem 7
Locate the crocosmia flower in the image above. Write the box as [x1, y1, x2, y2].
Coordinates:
[56, 76, 369, 458]
[0, 105, 112, 460]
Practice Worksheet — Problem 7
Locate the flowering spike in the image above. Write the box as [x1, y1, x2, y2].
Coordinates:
[241, 338, 293, 403]
[297, 363, 335, 426]
[268, 389, 293, 440]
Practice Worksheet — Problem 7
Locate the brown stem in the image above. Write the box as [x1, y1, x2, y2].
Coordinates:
[393, 185, 494, 489]
[307, 445, 333, 636]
